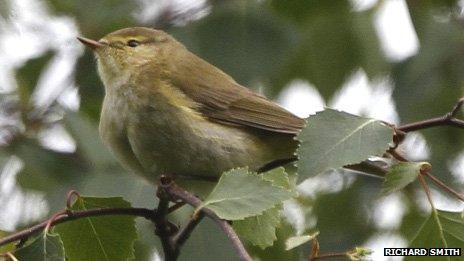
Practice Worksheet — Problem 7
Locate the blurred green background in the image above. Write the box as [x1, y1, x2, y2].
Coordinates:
[1, 0, 463, 260]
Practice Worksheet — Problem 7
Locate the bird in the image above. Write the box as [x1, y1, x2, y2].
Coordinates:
[77, 27, 305, 186]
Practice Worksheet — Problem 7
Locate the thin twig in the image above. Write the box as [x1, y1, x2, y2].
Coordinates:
[44, 211, 67, 235]
[172, 212, 205, 249]
[66, 190, 81, 209]
[0, 207, 157, 247]
[159, 177, 252, 261]
[424, 172, 464, 202]
[310, 252, 348, 260]
[398, 98, 464, 132]
[418, 172, 436, 211]
[388, 149, 408, 162]
[308, 238, 320, 261]
[168, 202, 186, 213]
[418, 170, 448, 247]
[154, 188, 177, 261]
[344, 161, 387, 178]
[2, 252, 19, 261]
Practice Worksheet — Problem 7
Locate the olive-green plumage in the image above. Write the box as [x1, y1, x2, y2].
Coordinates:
[78, 27, 305, 183]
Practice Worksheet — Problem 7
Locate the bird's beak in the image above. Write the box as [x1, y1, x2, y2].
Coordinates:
[77, 36, 106, 50]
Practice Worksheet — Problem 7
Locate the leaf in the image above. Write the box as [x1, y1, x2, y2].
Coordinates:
[232, 168, 296, 248]
[408, 210, 464, 255]
[199, 168, 293, 220]
[381, 162, 431, 195]
[347, 247, 373, 261]
[285, 232, 319, 251]
[261, 167, 291, 189]
[14, 232, 64, 261]
[296, 109, 393, 178]
[247, 221, 300, 261]
[0, 230, 15, 255]
[54, 197, 137, 261]
[233, 207, 281, 249]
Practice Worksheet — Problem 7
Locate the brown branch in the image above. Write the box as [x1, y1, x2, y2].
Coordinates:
[424, 172, 464, 202]
[172, 212, 205, 249]
[168, 202, 186, 213]
[1, 177, 252, 261]
[159, 176, 252, 261]
[418, 170, 436, 211]
[154, 189, 177, 261]
[310, 252, 348, 260]
[388, 148, 408, 162]
[0, 207, 158, 248]
[397, 98, 464, 132]
[418, 170, 449, 246]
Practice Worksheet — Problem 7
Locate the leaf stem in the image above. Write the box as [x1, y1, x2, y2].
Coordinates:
[310, 252, 348, 260]
[159, 177, 252, 261]
[0, 207, 158, 248]
[172, 212, 204, 249]
[154, 188, 177, 261]
[418, 170, 447, 247]
[397, 98, 464, 132]
[423, 172, 464, 202]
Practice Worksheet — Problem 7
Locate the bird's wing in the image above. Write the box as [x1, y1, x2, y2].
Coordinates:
[172, 55, 305, 134]
[204, 92, 305, 134]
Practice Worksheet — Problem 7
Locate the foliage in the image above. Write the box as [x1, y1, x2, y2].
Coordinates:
[296, 109, 393, 178]
[14, 232, 65, 261]
[409, 210, 464, 249]
[199, 168, 293, 220]
[381, 162, 431, 195]
[54, 197, 137, 261]
[1, 0, 464, 260]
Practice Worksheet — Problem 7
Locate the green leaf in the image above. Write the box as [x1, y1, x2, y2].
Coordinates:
[285, 232, 319, 251]
[232, 168, 296, 248]
[15, 232, 64, 261]
[408, 210, 464, 255]
[247, 221, 299, 261]
[261, 167, 291, 189]
[347, 247, 373, 261]
[233, 207, 281, 249]
[0, 230, 15, 255]
[381, 162, 431, 195]
[296, 109, 393, 178]
[199, 168, 293, 220]
[55, 197, 137, 261]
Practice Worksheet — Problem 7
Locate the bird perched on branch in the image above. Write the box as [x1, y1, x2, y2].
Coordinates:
[77, 27, 305, 185]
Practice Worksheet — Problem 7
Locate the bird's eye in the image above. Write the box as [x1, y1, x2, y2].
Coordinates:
[127, 40, 140, 47]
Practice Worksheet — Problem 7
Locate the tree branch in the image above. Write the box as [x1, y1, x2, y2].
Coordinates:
[159, 176, 252, 261]
[0, 207, 158, 247]
[154, 188, 177, 261]
[172, 212, 204, 251]
[310, 252, 348, 260]
[424, 172, 464, 202]
[397, 98, 464, 132]
[1, 177, 252, 261]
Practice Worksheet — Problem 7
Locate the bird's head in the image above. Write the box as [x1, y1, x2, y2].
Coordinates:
[78, 27, 184, 87]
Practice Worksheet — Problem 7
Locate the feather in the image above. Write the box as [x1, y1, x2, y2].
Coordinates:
[170, 51, 306, 135]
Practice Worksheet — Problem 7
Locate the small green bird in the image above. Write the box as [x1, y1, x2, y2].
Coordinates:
[77, 27, 305, 184]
